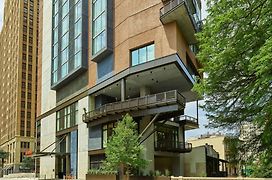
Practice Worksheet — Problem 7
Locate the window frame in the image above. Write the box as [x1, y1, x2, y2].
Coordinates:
[130, 43, 155, 67]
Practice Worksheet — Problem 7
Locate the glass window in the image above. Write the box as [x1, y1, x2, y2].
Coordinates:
[62, 0, 67, 5]
[147, 44, 155, 61]
[51, 0, 85, 85]
[74, 52, 81, 68]
[75, 19, 82, 37]
[103, 125, 107, 148]
[56, 112, 60, 130]
[93, 13, 106, 37]
[54, 28, 58, 44]
[131, 50, 138, 66]
[131, 44, 155, 66]
[61, 48, 69, 64]
[53, 43, 58, 58]
[93, 18, 101, 37]
[56, 102, 78, 131]
[53, 71, 58, 83]
[54, 14, 58, 28]
[62, 1, 69, 19]
[75, 1, 82, 21]
[93, 0, 106, 19]
[53, 1, 59, 15]
[93, 31, 105, 54]
[61, 32, 69, 49]
[75, 35, 81, 53]
[53, 57, 58, 71]
[92, 0, 107, 55]
[75, 102, 78, 124]
[102, 122, 117, 148]
[61, 63, 68, 78]
[54, 60, 58, 72]
[62, 16, 69, 35]
[139, 47, 146, 64]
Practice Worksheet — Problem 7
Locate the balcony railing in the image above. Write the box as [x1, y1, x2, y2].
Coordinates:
[160, 0, 202, 32]
[83, 90, 185, 123]
[155, 140, 192, 153]
[179, 115, 198, 124]
[160, 0, 186, 16]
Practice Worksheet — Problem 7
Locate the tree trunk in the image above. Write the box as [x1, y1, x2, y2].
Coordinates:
[118, 163, 125, 180]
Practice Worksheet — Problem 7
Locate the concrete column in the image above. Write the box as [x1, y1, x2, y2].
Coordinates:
[121, 78, 126, 101]
[140, 116, 154, 175]
[89, 96, 95, 111]
[77, 96, 89, 179]
[179, 154, 185, 176]
[40, 113, 56, 179]
[139, 86, 153, 175]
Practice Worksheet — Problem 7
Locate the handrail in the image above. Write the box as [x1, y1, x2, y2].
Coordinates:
[83, 90, 186, 122]
[160, 0, 202, 32]
[160, 0, 186, 16]
[155, 140, 192, 151]
[179, 115, 198, 124]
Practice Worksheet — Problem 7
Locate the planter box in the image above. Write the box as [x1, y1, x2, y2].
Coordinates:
[127, 176, 153, 180]
[154, 177, 171, 180]
[86, 174, 116, 180]
[86, 174, 170, 180]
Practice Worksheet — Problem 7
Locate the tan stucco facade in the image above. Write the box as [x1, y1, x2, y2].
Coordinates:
[88, 0, 201, 88]
[38, 0, 202, 178]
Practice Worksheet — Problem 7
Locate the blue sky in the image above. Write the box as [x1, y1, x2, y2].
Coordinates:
[185, 101, 218, 139]
[0, 0, 211, 138]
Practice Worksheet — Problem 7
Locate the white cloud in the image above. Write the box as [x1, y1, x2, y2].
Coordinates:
[0, 0, 4, 30]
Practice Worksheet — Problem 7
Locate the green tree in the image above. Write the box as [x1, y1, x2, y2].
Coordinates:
[195, 0, 272, 176]
[0, 149, 9, 177]
[250, 151, 272, 178]
[224, 137, 240, 169]
[103, 114, 147, 175]
[20, 157, 35, 171]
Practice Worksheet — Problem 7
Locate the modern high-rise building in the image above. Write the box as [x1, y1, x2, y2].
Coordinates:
[37, 0, 202, 179]
[0, 0, 40, 173]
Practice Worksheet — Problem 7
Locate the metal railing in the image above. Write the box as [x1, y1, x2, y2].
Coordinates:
[160, 0, 202, 32]
[160, 0, 186, 16]
[155, 140, 192, 153]
[83, 90, 186, 123]
[179, 115, 198, 124]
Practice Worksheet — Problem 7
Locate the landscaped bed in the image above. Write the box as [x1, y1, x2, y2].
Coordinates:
[86, 174, 171, 180]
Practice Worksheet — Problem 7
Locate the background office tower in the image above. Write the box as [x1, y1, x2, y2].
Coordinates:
[37, 0, 202, 179]
[0, 0, 40, 173]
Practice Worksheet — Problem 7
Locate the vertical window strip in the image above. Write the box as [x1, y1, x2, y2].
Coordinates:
[56, 102, 79, 131]
[52, 0, 84, 85]
[92, 0, 107, 55]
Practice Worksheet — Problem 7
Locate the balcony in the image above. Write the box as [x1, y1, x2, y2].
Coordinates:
[155, 141, 192, 153]
[160, 0, 202, 44]
[175, 115, 199, 130]
[83, 90, 186, 125]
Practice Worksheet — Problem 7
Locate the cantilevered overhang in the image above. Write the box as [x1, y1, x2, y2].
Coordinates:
[160, 0, 199, 44]
[88, 53, 198, 102]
